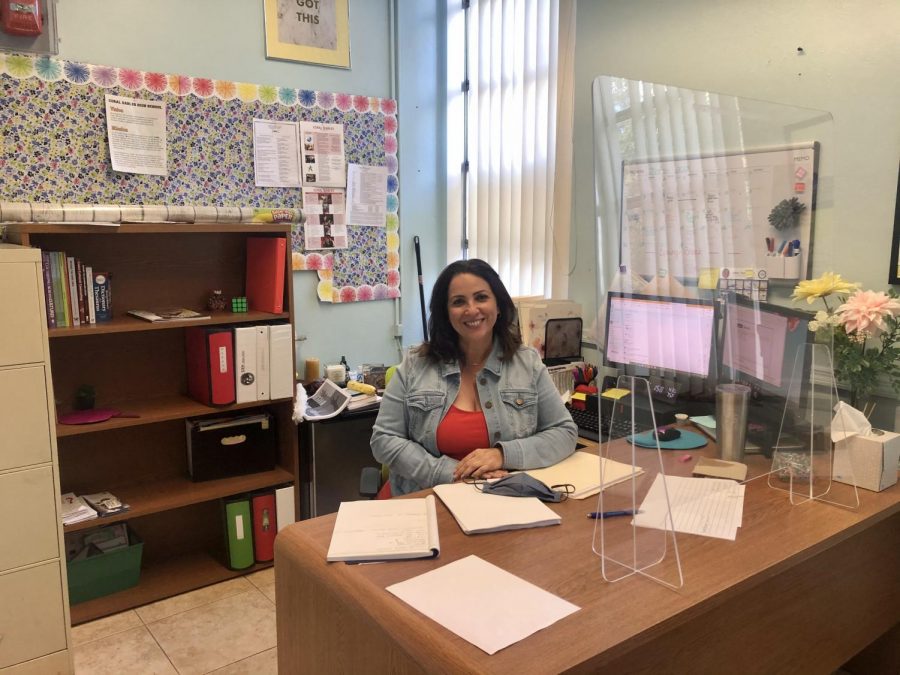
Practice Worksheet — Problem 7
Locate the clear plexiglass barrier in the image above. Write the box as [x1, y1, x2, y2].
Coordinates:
[590, 74, 859, 561]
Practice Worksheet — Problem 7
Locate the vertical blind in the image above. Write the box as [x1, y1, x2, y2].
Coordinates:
[447, 0, 575, 298]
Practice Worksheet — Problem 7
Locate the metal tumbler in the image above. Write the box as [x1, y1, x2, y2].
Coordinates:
[716, 383, 750, 462]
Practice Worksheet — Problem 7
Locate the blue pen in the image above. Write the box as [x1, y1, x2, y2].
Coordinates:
[586, 509, 639, 519]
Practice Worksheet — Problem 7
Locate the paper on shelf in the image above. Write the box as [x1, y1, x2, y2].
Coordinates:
[386, 554, 579, 655]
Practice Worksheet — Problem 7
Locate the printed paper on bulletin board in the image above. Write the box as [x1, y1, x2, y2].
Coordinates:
[620, 144, 816, 281]
[0, 52, 399, 303]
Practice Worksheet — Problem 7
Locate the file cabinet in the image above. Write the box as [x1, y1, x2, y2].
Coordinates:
[0, 244, 72, 673]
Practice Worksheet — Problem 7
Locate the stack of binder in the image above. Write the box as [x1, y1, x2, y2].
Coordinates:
[223, 489, 290, 569]
[233, 322, 294, 404]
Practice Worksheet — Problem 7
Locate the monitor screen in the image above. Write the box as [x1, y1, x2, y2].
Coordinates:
[720, 296, 814, 454]
[604, 293, 716, 378]
[721, 297, 811, 397]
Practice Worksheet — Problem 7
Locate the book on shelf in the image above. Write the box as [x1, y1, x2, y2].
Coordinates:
[65, 256, 81, 327]
[84, 264, 97, 324]
[127, 307, 210, 322]
[49, 251, 69, 327]
[40, 251, 56, 328]
[92, 271, 112, 321]
[326, 495, 441, 562]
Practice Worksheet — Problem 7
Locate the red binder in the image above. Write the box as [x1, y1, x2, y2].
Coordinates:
[251, 491, 277, 562]
[245, 237, 286, 313]
[185, 327, 236, 406]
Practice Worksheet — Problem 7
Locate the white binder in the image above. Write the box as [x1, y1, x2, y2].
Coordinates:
[255, 325, 270, 401]
[268, 323, 294, 400]
[233, 326, 258, 404]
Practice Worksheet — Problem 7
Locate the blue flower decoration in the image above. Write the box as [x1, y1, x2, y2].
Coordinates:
[298, 89, 316, 107]
[387, 174, 399, 194]
[34, 56, 62, 81]
[278, 88, 297, 105]
[63, 61, 90, 84]
[386, 194, 399, 213]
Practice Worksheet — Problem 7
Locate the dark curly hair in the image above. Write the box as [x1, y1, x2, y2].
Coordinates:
[418, 259, 521, 364]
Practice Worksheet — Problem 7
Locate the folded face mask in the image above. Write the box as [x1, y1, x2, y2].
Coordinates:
[475, 473, 571, 502]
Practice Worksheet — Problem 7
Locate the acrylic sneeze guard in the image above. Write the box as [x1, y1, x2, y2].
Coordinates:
[590, 76, 854, 585]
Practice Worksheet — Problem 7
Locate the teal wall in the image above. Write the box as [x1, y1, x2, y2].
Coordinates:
[49, 0, 444, 372]
[569, 0, 900, 350]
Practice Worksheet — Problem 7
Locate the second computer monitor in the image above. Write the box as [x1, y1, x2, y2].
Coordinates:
[603, 292, 718, 415]
[720, 295, 814, 454]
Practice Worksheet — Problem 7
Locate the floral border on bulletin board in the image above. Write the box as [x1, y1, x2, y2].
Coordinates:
[0, 53, 399, 303]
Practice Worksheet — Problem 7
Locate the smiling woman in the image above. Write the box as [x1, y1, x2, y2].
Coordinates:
[371, 259, 578, 497]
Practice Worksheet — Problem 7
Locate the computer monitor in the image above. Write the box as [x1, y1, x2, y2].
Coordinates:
[720, 296, 814, 454]
[603, 292, 719, 416]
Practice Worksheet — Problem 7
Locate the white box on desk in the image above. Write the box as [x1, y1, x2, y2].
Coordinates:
[833, 431, 900, 492]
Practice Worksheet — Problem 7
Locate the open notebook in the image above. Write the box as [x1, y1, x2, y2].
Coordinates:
[433, 482, 560, 535]
[524, 451, 643, 499]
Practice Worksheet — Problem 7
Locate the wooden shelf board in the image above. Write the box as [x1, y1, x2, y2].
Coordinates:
[69, 552, 273, 625]
[48, 310, 290, 338]
[6, 222, 291, 235]
[56, 395, 293, 437]
[63, 466, 294, 532]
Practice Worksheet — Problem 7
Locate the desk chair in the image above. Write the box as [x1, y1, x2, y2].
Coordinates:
[359, 365, 397, 499]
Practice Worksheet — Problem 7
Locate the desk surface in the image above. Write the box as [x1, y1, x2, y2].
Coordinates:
[275, 439, 900, 674]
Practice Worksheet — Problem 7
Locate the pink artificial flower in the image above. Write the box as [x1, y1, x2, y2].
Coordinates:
[837, 290, 900, 337]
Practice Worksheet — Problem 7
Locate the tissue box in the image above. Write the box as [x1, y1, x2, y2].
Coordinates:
[833, 431, 900, 492]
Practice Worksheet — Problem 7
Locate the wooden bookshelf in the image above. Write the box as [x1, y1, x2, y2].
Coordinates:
[5, 222, 298, 624]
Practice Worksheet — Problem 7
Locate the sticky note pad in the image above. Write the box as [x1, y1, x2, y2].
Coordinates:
[601, 388, 630, 400]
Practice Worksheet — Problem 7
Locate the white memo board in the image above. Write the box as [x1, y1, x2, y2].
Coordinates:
[619, 144, 817, 280]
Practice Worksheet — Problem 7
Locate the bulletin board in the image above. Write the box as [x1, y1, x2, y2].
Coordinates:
[619, 144, 817, 281]
[0, 52, 400, 303]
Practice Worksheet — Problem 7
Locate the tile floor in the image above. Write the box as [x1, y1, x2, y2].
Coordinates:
[71, 569, 277, 675]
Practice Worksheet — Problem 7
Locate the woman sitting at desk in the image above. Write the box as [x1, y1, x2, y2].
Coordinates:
[371, 259, 577, 496]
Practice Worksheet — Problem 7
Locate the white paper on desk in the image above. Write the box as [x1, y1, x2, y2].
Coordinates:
[634, 475, 745, 540]
[386, 554, 579, 655]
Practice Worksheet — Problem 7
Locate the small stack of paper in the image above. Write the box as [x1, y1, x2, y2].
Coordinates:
[60, 492, 98, 525]
[633, 475, 745, 540]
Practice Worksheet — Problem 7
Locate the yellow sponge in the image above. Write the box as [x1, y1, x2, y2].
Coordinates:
[347, 380, 376, 395]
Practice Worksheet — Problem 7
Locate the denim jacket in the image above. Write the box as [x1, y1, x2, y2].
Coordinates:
[371, 341, 578, 496]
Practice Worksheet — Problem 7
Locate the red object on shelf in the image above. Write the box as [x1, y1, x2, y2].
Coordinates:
[185, 327, 236, 406]
[245, 237, 286, 314]
[251, 492, 277, 563]
[1, 0, 42, 36]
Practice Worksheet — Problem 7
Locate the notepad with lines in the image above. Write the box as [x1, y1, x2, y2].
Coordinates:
[326, 496, 441, 562]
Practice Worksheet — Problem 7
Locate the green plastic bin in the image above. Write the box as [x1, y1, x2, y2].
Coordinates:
[66, 528, 143, 604]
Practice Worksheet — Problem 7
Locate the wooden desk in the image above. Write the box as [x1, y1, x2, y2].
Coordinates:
[275, 441, 900, 674]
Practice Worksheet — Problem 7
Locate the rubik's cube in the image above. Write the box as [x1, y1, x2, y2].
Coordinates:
[231, 296, 248, 313]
